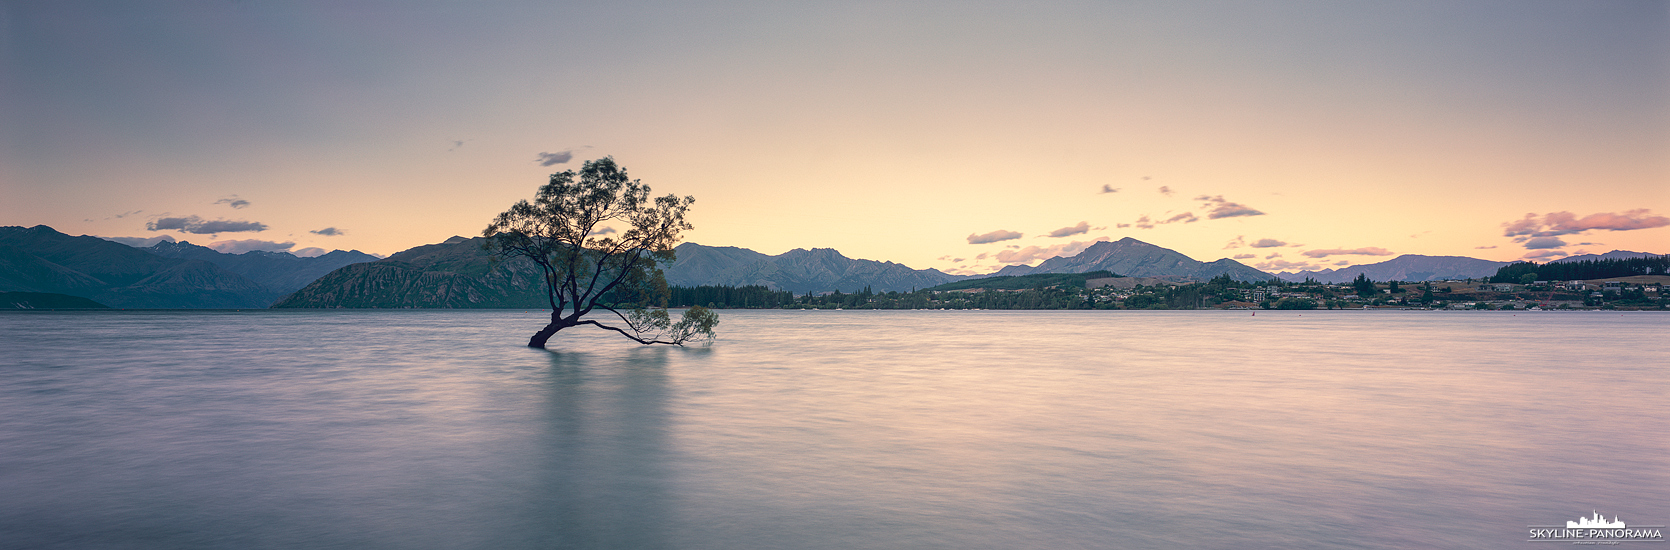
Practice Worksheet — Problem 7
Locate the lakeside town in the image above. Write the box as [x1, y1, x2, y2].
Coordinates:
[666, 273, 1670, 311]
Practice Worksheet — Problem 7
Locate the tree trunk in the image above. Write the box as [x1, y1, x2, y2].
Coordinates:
[528, 311, 572, 348]
[528, 323, 563, 348]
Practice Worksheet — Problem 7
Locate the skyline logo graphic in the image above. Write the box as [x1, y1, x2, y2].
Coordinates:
[1528, 511, 1664, 544]
[1569, 510, 1626, 529]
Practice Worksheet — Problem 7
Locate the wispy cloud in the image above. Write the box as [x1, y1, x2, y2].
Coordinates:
[1132, 215, 1154, 229]
[147, 216, 268, 234]
[1302, 247, 1393, 258]
[214, 196, 250, 209]
[1250, 238, 1287, 248]
[1523, 250, 1569, 260]
[536, 150, 574, 166]
[310, 227, 344, 236]
[968, 229, 1023, 244]
[1522, 236, 1566, 249]
[994, 238, 1109, 265]
[1158, 186, 1174, 196]
[1474, 245, 1497, 249]
[1161, 212, 1198, 224]
[1224, 235, 1246, 249]
[1256, 259, 1318, 271]
[1047, 221, 1090, 238]
[1100, 185, 1120, 194]
[1194, 195, 1265, 219]
[1503, 209, 1670, 238]
[207, 239, 295, 254]
[1232, 253, 1256, 259]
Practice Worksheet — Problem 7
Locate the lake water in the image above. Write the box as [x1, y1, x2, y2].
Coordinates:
[2, 310, 1666, 549]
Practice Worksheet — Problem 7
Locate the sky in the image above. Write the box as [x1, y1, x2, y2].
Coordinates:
[2, 0, 1666, 274]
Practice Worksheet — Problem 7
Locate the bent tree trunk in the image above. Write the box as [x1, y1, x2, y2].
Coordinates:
[528, 323, 563, 348]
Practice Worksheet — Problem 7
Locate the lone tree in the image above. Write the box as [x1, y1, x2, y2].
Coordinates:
[483, 157, 717, 348]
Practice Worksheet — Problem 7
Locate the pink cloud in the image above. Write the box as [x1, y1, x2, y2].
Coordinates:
[1047, 221, 1090, 238]
[967, 229, 1023, 244]
[1503, 209, 1670, 238]
[1194, 195, 1266, 219]
[1302, 247, 1393, 258]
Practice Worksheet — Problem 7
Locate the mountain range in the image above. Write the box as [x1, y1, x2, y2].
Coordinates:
[0, 225, 376, 308]
[991, 238, 1275, 282]
[1273, 255, 1510, 283]
[16, 223, 1649, 309]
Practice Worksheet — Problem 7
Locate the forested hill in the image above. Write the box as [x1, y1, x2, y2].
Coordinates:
[1491, 255, 1669, 283]
[272, 236, 550, 308]
[665, 243, 965, 294]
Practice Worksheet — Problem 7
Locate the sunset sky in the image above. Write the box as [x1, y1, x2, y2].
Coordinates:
[3, 1, 1666, 275]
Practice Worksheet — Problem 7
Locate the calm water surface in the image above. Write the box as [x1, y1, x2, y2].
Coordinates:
[2, 310, 1666, 549]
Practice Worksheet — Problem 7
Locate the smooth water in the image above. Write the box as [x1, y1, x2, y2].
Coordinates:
[2, 310, 1666, 549]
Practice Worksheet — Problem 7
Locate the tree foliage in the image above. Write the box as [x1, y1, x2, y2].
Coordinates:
[483, 157, 716, 347]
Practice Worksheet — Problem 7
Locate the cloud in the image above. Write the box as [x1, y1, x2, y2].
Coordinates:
[146, 217, 195, 231]
[1250, 238, 1287, 248]
[1474, 245, 1498, 249]
[1232, 253, 1256, 259]
[293, 247, 328, 258]
[447, 139, 471, 152]
[193, 220, 268, 233]
[1502, 209, 1670, 237]
[101, 235, 176, 248]
[1047, 221, 1090, 238]
[1132, 215, 1154, 229]
[1334, 261, 1351, 266]
[535, 150, 575, 166]
[1195, 195, 1266, 219]
[994, 238, 1110, 265]
[1265, 253, 1282, 259]
[952, 258, 965, 263]
[1224, 235, 1246, 249]
[214, 196, 250, 209]
[1522, 236, 1566, 249]
[147, 215, 268, 234]
[310, 227, 344, 236]
[1523, 250, 1569, 260]
[1158, 186, 1173, 196]
[967, 229, 1023, 244]
[1302, 247, 1393, 258]
[207, 239, 295, 254]
[1100, 185, 1120, 194]
[588, 226, 617, 237]
[1116, 223, 1131, 229]
[1161, 212, 1198, 224]
[975, 252, 989, 260]
[1255, 259, 1318, 271]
